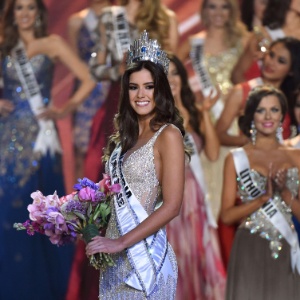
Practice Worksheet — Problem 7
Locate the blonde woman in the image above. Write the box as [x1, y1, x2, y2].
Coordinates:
[179, 0, 248, 220]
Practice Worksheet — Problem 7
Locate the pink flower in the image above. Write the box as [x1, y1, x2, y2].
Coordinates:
[59, 192, 76, 205]
[27, 203, 45, 223]
[44, 192, 60, 208]
[30, 191, 46, 205]
[99, 174, 121, 194]
[78, 187, 96, 202]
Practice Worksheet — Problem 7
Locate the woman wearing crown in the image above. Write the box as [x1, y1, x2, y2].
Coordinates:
[85, 31, 185, 299]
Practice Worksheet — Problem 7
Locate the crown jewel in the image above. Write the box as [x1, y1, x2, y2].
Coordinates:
[127, 30, 170, 74]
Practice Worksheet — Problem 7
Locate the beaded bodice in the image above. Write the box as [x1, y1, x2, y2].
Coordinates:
[238, 168, 299, 258]
[0, 54, 54, 193]
[106, 125, 167, 240]
[203, 45, 242, 97]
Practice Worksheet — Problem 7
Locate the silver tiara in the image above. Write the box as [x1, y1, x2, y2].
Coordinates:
[126, 30, 170, 75]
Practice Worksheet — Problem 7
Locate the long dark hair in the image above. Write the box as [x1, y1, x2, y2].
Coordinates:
[269, 37, 300, 127]
[262, 0, 291, 29]
[239, 85, 288, 137]
[104, 60, 185, 158]
[240, 0, 255, 31]
[1, 0, 48, 56]
[168, 54, 204, 141]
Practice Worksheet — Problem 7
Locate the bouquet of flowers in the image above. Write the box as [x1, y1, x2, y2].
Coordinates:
[13, 175, 120, 270]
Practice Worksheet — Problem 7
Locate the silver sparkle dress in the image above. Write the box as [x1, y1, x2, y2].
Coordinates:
[226, 168, 300, 300]
[100, 125, 178, 299]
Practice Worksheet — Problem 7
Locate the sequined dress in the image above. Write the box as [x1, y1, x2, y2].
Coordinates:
[100, 125, 178, 299]
[196, 43, 243, 219]
[0, 54, 74, 300]
[226, 168, 300, 300]
[167, 132, 226, 300]
[73, 10, 110, 153]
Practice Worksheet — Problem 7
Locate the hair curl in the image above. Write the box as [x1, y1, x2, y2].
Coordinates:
[168, 54, 204, 141]
[118, 0, 172, 50]
[104, 60, 185, 159]
[1, 0, 47, 56]
[239, 85, 287, 137]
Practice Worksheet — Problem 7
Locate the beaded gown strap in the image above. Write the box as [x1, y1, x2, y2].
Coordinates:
[148, 124, 170, 146]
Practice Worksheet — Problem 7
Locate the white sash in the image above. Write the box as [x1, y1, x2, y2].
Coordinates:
[184, 133, 217, 227]
[190, 37, 224, 120]
[12, 41, 62, 156]
[265, 26, 285, 41]
[232, 148, 300, 273]
[83, 9, 99, 43]
[111, 6, 131, 61]
[109, 145, 175, 296]
[248, 77, 263, 90]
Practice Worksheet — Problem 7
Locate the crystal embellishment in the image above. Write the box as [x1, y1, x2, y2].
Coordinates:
[126, 30, 170, 75]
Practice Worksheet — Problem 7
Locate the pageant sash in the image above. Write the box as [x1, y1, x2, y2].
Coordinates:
[231, 148, 265, 200]
[109, 144, 174, 296]
[184, 133, 217, 227]
[265, 26, 285, 41]
[12, 41, 62, 156]
[232, 148, 300, 273]
[83, 8, 99, 43]
[248, 77, 263, 90]
[190, 37, 224, 120]
[111, 6, 131, 61]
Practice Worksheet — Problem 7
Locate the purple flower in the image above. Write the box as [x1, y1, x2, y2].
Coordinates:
[64, 200, 87, 214]
[78, 187, 96, 202]
[73, 177, 99, 191]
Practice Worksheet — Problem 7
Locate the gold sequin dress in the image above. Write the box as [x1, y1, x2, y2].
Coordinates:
[100, 125, 178, 299]
[199, 44, 243, 219]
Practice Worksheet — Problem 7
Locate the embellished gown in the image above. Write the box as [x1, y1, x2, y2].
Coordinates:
[101, 125, 178, 299]
[226, 167, 300, 300]
[0, 54, 74, 299]
[167, 132, 226, 300]
[73, 9, 110, 154]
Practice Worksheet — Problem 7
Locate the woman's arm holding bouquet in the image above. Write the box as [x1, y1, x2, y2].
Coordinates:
[86, 126, 185, 255]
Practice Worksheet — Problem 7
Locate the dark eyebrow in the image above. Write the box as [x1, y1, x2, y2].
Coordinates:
[129, 82, 154, 85]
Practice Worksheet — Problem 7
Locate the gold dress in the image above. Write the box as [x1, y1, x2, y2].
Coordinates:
[199, 44, 243, 219]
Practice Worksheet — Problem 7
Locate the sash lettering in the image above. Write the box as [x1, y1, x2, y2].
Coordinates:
[12, 41, 62, 155]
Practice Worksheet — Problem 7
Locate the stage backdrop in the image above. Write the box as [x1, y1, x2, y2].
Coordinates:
[44, 0, 202, 192]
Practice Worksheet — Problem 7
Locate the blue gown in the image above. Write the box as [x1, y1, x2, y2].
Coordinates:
[0, 54, 74, 300]
[73, 21, 109, 154]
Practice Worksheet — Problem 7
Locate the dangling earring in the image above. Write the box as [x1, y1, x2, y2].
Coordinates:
[250, 121, 257, 145]
[35, 15, 41, 28]
[276, 122, 283, 143]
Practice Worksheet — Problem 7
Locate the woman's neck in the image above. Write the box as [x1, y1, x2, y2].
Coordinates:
[206, 26, 226, 39]
[262, 77, 282, 89]
[254, 135, 280, 150]
[18, 30, 36, 46]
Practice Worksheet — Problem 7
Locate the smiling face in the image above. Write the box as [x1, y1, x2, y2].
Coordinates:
[14, 0, 38, 31]
[253, 95, 283, 136]
[129, 68, 156, 119]
[167, 62, 182, 101]
[204, 0, 231, 28]
[261, 42, 292, 83]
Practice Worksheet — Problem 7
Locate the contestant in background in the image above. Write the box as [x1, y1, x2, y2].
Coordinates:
[221, 86, 300, 300]
[0, 0, 95, 299]
[232, 0, 300, 83]
[85, 0, 179, 183]
[68, 0, 111, 179]
[166, 54, 226, 300]
[178, 0, 248, 221]
[216, 37, 300, 267]
[240, 0, 268, 32]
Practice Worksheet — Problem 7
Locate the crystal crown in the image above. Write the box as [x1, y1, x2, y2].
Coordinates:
[126, 30, 170, 74]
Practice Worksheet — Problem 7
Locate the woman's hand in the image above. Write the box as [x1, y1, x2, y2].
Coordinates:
[86, 236, 125, 255]
[273, 168, 287, 192]
[37, 106, 64, 120]
[0, 99, 14, 117]
[259, 163, 274, 205]
[195, 89, 220, 112]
